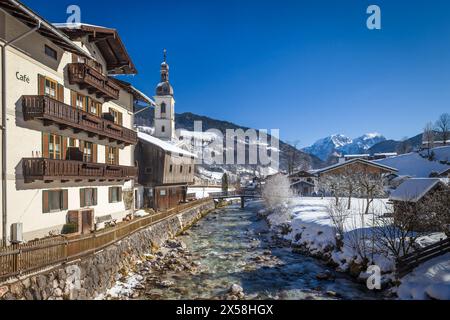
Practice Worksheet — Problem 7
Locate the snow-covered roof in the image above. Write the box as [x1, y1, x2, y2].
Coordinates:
[345, 154, 370, 158]
[316, 158, 398, 175]
[375, 151, 450, 178]
[420, 146, 450, 163]
[390, 178, 445, 202]
[374, 153, 398, 157]
[138, 132, 197, 158]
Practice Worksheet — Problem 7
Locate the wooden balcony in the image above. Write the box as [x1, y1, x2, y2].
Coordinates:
[23, 158, 138, 183]
[22, 95, 137, 146]
[68, 63, 120, 101]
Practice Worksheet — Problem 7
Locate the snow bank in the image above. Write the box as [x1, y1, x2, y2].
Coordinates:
[397, 253, 450, 300]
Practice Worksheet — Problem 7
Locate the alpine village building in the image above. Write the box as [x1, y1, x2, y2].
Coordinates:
[135, 55, 196, 212]
[0, 0, 152, 243]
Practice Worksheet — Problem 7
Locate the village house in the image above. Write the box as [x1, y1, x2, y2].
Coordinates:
[0, 1, 144, 243]
[288, 170, 317, 196]
[316, 158, 398, 179]
[134, 54, 196, 211]
[390, 178, 449, 232]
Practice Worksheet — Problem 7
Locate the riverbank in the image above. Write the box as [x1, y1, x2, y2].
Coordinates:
[102, 201, 382, 300]
[263, 197, 449, 300]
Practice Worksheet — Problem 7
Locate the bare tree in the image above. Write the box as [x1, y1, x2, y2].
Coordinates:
[345, 206, 372, 264]
[355, 173, 386, 215]
[326, 198, 350, 250]
[396, 137, 412, 155]
[372, 199, 432, 259]
[423, 122, 435, 155]
[435, 113, 450, 146]
[319, 174, 345, 205]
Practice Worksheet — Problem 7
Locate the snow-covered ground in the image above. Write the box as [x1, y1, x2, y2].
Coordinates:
[266, 197, 449, 299]
[397, 253, 450, 300]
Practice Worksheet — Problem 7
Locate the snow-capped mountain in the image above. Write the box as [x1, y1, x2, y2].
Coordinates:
[303, 133, 386, 161]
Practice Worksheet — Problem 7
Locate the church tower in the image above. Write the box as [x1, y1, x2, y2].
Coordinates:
[154, 49, 176, 140]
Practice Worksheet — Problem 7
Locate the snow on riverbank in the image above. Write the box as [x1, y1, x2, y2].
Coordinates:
[265, 197, 449, 299]
[397, 253, 450, 300]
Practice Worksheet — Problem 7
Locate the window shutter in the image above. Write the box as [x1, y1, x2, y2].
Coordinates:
[85, 96, 90, 113]
[80, 189, 86, 207]
[57, 84, 64, 103]
[62, 190, 69, 210]
[62, 137, 68, 160]
[93, 144, 98, 163]
[108, 188, 112, 203]
[93, 188, 98, 206]
[71, 90, 77, 108]
[97, 102, 102, 116]
[118, 112, 123, 126]
[42, 133, 50, 158]
[38, 74, 45, 96]
[72, 53, 78, 63]
[118, 188, 123, 202]
[115, 147, 119, 165]
[79, 141, 85, 156]
[42, 191, 50, 213]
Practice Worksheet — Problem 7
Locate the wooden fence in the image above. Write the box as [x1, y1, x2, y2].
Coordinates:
[0, 198, 211, 282]
[396, 237, 450, 278]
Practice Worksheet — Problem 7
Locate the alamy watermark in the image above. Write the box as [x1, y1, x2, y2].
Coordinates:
[367, 5, 381, 30]
[173, 121, 280, 171]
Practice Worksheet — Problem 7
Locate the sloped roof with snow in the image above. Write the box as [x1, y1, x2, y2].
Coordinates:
[138, 132, 197, 158]
[316, 158, 398, 175]
[421, 146, 450, 163]
[390, 178, 444, 202]
[375, 152, 450, 178]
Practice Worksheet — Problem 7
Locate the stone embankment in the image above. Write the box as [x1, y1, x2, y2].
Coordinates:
[0, 200, 215, 300]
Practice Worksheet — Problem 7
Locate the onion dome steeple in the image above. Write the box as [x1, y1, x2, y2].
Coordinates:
[156, 49, 174, 96]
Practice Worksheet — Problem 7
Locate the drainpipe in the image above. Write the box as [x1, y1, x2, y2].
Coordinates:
[1, 19, 41, 246]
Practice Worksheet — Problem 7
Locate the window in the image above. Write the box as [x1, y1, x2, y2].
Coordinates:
[160, 189, 166, 196]
[180, 166, 183, 173]
[80, 188, 97, 207]
[68, 138, 77, 148]
[83, 141, 93, 163]
[43, 190, 68, 213]
[145, 167, 153, 174]
[161, 125, 166, 133]
[45, 45, 57, 60]
[189, 166, 192, 174]
[87, 97, 101, 115]
[75, 93, 85, 110]
[44, 78, 57, 98]
[48, 134, 62, 160]
[109, 108, 123, 125]
[169, 165, 173, 173]
[109, 187, 122, 203]
[106, 146, 119, 165]
[161, 102, 166, 114]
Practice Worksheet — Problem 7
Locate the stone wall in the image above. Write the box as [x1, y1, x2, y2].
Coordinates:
[0, 200, 215, 300]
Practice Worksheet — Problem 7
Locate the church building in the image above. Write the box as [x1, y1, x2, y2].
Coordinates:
[135, 51, 196, 211]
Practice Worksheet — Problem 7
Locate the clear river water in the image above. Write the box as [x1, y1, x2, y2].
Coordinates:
[143, 201, 383, 300]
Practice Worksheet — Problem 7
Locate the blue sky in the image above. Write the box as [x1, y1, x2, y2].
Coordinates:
[24, 0, 450, 147]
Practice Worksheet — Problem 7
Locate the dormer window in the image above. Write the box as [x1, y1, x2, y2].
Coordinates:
[45, 45, 57, 60]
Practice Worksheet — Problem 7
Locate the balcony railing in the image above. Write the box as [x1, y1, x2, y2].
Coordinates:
[68, 63, 120, 101]
[22, 95, 137, 146]
[22, 158, 138, 183]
